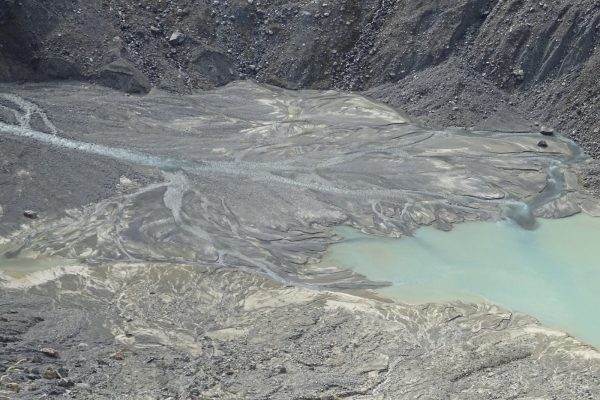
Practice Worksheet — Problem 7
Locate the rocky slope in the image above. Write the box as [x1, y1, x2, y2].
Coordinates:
[1, 0, 599, 164]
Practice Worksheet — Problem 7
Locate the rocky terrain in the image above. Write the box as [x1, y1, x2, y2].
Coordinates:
[2, 0, 600, 398]
[2, 263, 600, 399]
[1, 0, 599, 163]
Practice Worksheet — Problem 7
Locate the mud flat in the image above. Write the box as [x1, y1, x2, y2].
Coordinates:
[1, 81, 600, 398]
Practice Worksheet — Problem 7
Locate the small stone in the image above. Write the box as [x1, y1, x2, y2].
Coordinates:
[168, 30, 185, 46]
[43, 369, 59, 380]
[190, 388, 201, 396]
[30, 355, 42, 363]
[111, 351, 126, 360]
[150, 25, 162, 34]
[267, 30, 273, 35]
[540, 126, 554, 135]
[389, 72, 396, 78]
[57, 367, 68, 377]
[41, 348, 59, 358]
[23, 210, 37, 219]
[538, 140, 548, 147]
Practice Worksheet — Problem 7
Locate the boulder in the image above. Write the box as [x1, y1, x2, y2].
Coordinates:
[57, 378, 74, 387]
[23, 210, 37, 219]
[274, 365, 286, 374]
[189, 42, 237, 86]
[41, 347, 59, 358]
[37, 58, 81, 80]
[537, 140, 548, 147]
[96, 59, 151, 94]
[110, 351, 126, 360]
[5, 382, 18, 393]
[540, 126, 554, 136]
[42, 369, 59, 379]
[168, 31, 186, 46]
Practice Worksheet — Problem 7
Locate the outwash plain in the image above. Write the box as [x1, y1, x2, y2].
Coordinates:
[1, 0, 600, 398]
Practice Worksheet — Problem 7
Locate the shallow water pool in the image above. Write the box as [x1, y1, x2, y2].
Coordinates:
[322, 213, 600, 349]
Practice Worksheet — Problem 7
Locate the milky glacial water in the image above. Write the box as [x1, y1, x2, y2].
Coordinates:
[322, 213, 600, 349]
[0, 244, 77, 278]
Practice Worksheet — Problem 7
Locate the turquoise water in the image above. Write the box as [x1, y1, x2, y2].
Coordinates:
[323, 214, 600, 349]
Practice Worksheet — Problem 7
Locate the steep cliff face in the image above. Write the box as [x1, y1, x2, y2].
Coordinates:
[0, 0, 599, 158]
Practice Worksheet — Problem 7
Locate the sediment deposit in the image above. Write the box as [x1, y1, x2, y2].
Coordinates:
[0, 82, 599, 398]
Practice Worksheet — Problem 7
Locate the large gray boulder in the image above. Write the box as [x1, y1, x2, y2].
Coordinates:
[189, 42, 237, 87]
[95, 58, 151, 94]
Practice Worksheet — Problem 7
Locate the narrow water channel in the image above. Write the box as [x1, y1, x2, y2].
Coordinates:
[321, 213, 600, 349]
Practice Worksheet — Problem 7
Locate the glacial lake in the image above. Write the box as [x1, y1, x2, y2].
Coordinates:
[322, 213, 600, 349]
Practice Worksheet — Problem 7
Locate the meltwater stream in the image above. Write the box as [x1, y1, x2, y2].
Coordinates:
[321, 213, 600, 349]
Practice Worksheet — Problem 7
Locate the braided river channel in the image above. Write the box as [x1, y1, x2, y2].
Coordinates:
[1, 81, 600, 348]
